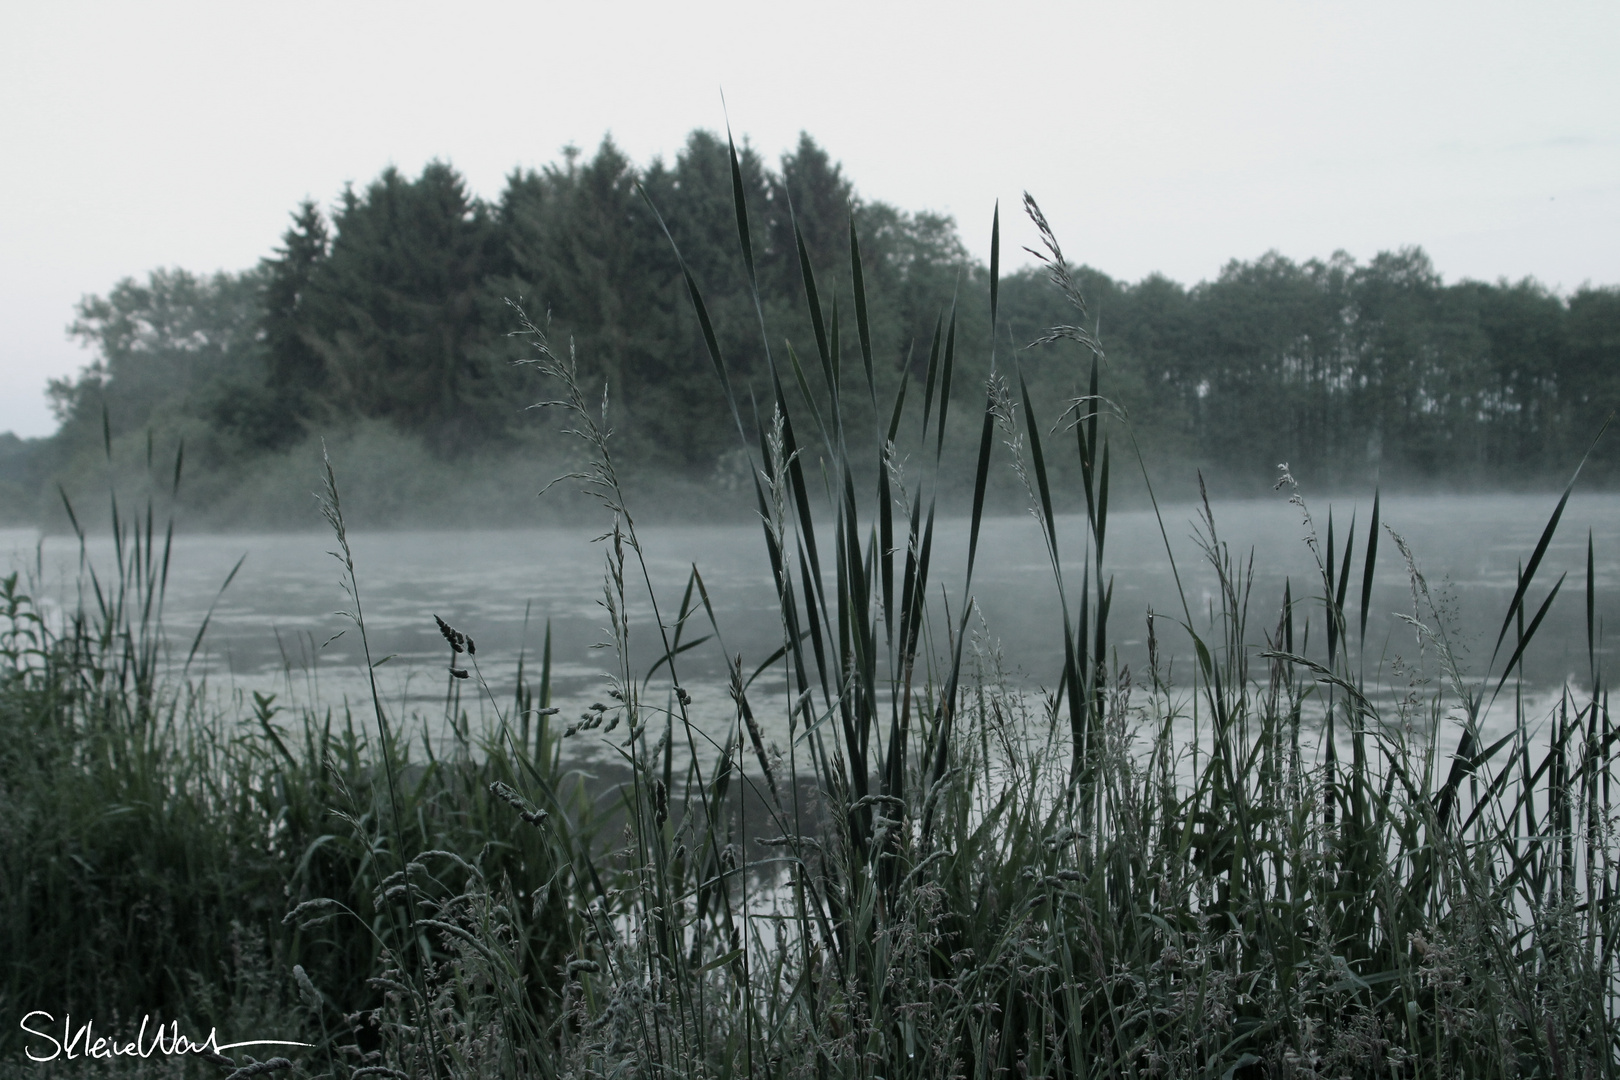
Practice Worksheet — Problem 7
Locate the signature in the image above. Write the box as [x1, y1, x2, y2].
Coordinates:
[19, 1011, 312, 1063]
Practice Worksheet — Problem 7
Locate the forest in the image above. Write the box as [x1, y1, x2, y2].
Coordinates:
[4, 129, 1618, 527]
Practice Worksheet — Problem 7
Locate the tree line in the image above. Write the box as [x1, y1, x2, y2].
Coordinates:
[9, 130, 1618, 524]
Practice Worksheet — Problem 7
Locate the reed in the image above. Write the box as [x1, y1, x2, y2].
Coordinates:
[0, 447, 600, 1076]
[430, 146, 1617, 1076]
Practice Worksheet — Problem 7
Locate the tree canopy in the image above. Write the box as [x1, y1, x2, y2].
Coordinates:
[30, 129, 1620, 527]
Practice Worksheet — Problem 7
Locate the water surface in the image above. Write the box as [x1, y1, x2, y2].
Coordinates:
[5, 491, 1616, 765]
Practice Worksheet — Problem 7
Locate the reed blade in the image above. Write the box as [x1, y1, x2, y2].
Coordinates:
[1488, 423, 1611, 669]
[850, 218, 876, 407]
[1359, 490, 1380, 651]
[1588, 529, 1597, 684]
[726, 128, 758, 289]
[935, 308, 957, 463]
[638, 188, 751, 449]
[1493, 572, 1568, 698]
[920, 315, 942, 442]
[792, 217, 834, 391]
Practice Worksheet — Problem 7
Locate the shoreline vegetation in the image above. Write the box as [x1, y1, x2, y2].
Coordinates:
[5, 129, 1620, 532]
[4, 151, 1620, 1078]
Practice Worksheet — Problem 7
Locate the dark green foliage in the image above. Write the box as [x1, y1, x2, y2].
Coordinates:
[0, 479, 588, 1069]
[51, 266, 271, 452]
[39, 267, 276, 525]
[473, 130, 982, 473]
[26, 132, 1620, 531]
[1001, 249, 1620, 491]
[1566, 286, 1620, 449]
[498, 135, 716, 467]
[254, 199, 332, 446]
[40, 132, 977, 506]
[0, 432, 44, 522]
[301, 162, 511, 452]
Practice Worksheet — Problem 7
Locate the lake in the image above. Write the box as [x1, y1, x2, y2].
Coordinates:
[5, 490, 1617, 767]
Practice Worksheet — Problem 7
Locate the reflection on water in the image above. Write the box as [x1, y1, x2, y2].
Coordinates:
[5, 491, 1618, 765]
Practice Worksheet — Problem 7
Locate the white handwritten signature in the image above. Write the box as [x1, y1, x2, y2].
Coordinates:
[19, 1011, 312, 1063]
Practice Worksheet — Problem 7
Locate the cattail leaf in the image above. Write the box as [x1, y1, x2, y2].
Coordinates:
[184, 552, 247, 673]
[1588, 529, 1597, 683]
[785, 340, 831, 454]
[1284, 577, 1294, 654]
[879, 447, 894, 644]
[936, 307, 957, 463]
[638, 184, 753, 457]
[1487, 417, 1612, 670]
[744, 633, 807, 690]
[886, 361, 910, 447]
[850, 217, 876, 406]
[1086, 351, 1100, 488]
[1493, 572, 1567, 697]
[1326, 511, 1339, 667]
[793, 217, 834, 388]
[989, 201, 1000, 366]
[644, 634, 712, 683]
[698, 947, 745, 973]
[1020, 366, 1059, 554]
[921, 315, 942, 441]
[1096, 442, 1110, 572]
[1359, 491, 1380, 650]
[964, 405, 995, 597]
[1336, 514, 1355, 617]
[726, 128, 758, 291]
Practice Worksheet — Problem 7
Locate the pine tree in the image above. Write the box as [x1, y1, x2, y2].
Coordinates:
[264, 200, 330, 393]
[251, 199, 330, 445]
[303, 162, 509, 450]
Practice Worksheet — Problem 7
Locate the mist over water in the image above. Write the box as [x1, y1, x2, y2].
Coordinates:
[6, 490, 1617, 768]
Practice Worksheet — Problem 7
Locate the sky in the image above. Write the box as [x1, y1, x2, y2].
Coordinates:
[2, 0, 1616, 439]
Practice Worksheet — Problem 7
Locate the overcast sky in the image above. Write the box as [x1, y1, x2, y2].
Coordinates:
[2, 0, 1616, 439]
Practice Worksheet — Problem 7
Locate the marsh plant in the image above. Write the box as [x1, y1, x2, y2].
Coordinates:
[6, 146, 1619, 1079]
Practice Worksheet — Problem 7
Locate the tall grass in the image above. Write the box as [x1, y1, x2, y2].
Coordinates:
[7, 151, 1619, 1078]
[441, 149, 1616, 1076]
[1, 450, 597, 1076]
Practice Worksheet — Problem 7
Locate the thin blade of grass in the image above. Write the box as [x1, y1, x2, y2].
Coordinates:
[921, 316, 942, 443]
[184, 552, 247, 673]
[1492, 572, 1568, 699]
[1488, 412, 1613, 668]
[793, 217, 834, 395]
[850, 218, 876, 407]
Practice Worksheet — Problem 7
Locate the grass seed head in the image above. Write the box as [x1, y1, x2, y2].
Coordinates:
[434, 613, 466, 653]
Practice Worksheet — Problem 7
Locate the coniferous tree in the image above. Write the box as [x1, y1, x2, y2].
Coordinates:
[769, 133, 855, 294]
[499, 138, 684, 455]
[203, 200, 336, 451]
[264, 200, 330, 387]
[304, 161, 509, 450]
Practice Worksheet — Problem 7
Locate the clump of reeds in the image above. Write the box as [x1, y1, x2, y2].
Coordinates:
[381, 140, 1616, 1078]
[1, 443, 600, 1077]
